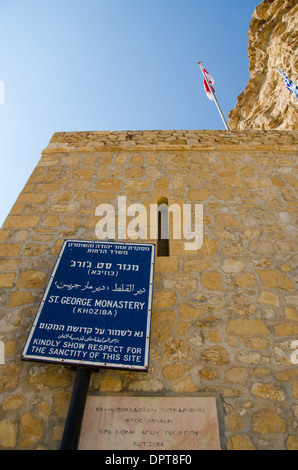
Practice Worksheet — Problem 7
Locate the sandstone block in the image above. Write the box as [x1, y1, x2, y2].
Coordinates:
[164, 339, 195, 361]
[39, 401, 51, 417]
[176, 321, 190, 336]
[128, 379, 163, 392]
[173, 375, 197, 393]
[17, 270, 47, 289]
[182, 260, 211, 274]
[124, 178, 152, 191]
[292, 380, 298, 399]
[2, 394, 26, 411]
[214, 214, 240, 226]
[41, 215, 60, 227]
[171, 175, 185, 189]
[145, 166, 160, 178]
[227, 319, 270, 336]
[35, 183, 61, 192]
[200, 346, 230, 364]
[95, 178, 122, 191]
[199, 367, 219, 380]
[213, 188, 235, 200]
[162, 363, 189, 381]
[130, 155, 143, 165]
[287, 436, 298, 450]
[49, 202, 79, 213]
[284, 306, 298, 320]
[53, 391, 71, 419]
[27, 365, 72, 389]
[8, 291, 35, 307]
[284, 174, 298, 189]
[21, 412, 43, 447]
[153, 290, 176, 309]
[225, 367, 249, 385]
[187, 189, 209, 201]
[0, 230, 9, 242]
[125, 168, 143, 178]
[201, 272, 222, 290]
[22, 244, 48, 257]
[59, 153, 81, 165]
[258, 268, 294, 291]
[73, 169, 94, 179]
[0, 364, 21, 393]
[223, 176, 243, 188]
[258, 291, 280, 307]
[248, 240, 275, 254]
[100, 377, 122, 392]
[274, 322, 298, 336]
[0, 273, 15, 288]
[200, 238, 219, 255]
[233, 272, 256, 287]
[207, 330, 221, 342]
[222, 259, 246, 273]
[251, 382, 286, 401]
[163, 276, 197, 290]
[153, 176, 170, 189]
[245, 337, 269, 350]
[151, 310, 175, 341]
[227, 435, 256, 450]
[49, 191, 73, 203]
[0, 419, 17, 448]
[0, 243, 22, 257]
[236, 351, 269, 365]
[253, 409, 286, 434]
[17, 192, 47, 204]
[180, 302, 207, 320]
[225, 408, 243, 431]
[155, 256, 178, 272]
[246, 179, 270, 189]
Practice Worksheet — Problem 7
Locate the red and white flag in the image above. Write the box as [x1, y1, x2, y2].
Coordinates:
[202, 66, 215, 100]
[197, 61, 229, 129]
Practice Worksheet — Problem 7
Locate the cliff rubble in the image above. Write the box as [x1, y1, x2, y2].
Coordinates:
[228, 0, 298, 130]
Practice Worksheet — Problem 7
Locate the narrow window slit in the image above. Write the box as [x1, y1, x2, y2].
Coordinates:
[157, 197, 169, 257]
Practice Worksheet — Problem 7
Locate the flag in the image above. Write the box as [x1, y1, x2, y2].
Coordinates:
[202, 67, 215, 100]
[197, 61, 229, 129]
[277, 69, 298, 99]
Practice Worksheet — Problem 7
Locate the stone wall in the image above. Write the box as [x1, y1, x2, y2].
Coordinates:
[0, 129, 297, 450]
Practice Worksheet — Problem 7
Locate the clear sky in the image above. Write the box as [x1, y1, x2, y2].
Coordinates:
[0, 0, 260, 227]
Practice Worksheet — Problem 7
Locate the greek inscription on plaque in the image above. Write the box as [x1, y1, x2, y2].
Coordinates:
[79, 396, 222, 450]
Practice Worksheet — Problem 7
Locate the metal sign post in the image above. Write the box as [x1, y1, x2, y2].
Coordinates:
[22, 239, 155, 450]
[60, 367, 91, 450]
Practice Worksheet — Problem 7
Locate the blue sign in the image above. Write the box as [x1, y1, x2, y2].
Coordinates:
[22, 240, 155, 370]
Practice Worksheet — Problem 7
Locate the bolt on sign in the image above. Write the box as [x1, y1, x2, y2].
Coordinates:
[22, 240, 155, 370]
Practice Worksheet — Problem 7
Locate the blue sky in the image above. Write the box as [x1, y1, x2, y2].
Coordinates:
[0, 0, 260, 227]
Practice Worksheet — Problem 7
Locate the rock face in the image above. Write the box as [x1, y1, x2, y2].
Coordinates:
[228, 0, 298, 130]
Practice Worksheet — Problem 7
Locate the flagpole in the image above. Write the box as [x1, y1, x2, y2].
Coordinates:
[197, 62, 229, 130]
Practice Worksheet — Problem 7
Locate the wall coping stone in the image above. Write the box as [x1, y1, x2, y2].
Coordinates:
[42, 130, 298, 154]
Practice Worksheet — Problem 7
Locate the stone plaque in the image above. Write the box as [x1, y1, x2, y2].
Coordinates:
[79, 396, 222, 450]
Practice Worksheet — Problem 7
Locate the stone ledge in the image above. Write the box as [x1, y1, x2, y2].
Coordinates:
[42, 130, 298, 154]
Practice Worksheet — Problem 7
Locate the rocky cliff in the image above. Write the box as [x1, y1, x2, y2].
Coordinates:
[228, 0, 298, 130]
